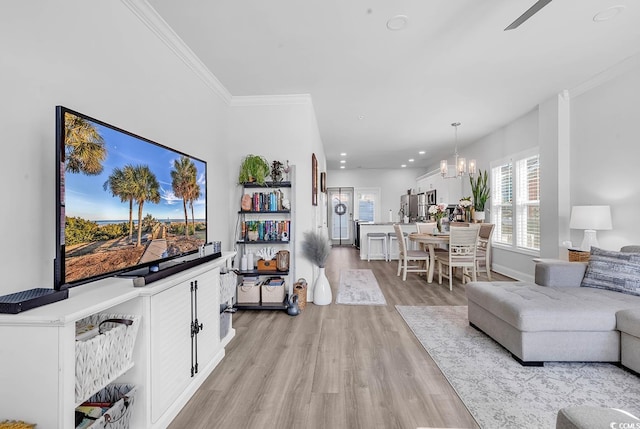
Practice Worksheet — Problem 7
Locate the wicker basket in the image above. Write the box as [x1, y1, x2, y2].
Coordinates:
[568, 249, 590, 262]
[79, 383, 137, 429]
[293, 282, 307, 311]
[75, 314, 141, 404]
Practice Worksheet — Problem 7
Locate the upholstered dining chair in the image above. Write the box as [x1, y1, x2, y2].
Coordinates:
[394, 224, 430, 281]
[435, 226, 479, 290]
[476, 223, 495, 280]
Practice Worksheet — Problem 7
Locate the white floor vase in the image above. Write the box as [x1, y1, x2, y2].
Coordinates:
[313, 267, 332, 305]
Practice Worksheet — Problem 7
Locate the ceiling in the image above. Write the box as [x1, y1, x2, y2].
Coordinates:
[147, 0, 640, 171]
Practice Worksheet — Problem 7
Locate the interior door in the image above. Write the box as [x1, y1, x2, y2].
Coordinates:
[328, 187, 354, 246]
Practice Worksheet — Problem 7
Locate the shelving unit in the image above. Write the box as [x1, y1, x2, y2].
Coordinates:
[235, 177, 294, 311]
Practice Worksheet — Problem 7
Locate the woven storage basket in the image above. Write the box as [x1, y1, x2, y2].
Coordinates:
[75, 314, 141, 404]
[293, 282, 307, 311]
[568, 249, 590, 262]
[80, 383, 137, 429]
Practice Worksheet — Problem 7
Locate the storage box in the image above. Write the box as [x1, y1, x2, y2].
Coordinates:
[257, 259, 277, 271]
[237, 284, 260, 303]
[75, 314, 141, 404]
[77, 383, 137, 429]
[261, 280, 286, 304]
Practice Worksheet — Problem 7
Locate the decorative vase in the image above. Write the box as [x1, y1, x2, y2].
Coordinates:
[437, 217, 443, 233]
[313, 267, 332, 305]
[247, 230, 258, 241]
[473, 211, 485, 223]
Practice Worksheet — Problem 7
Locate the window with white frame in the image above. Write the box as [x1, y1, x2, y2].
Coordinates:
[491, 150, 540, 252]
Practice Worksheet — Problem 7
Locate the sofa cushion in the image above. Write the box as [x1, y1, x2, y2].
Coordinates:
[581, 247, 640, 297]
[466, 281, 640, 332]
[617, 309, 640, 338]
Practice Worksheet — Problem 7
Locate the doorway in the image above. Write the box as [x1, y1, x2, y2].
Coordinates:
[327, 187, 354, 246]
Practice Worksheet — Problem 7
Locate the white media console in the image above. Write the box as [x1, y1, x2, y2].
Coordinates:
[0, 252, 236, 428]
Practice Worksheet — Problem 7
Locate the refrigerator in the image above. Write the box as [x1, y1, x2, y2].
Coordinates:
[400, 194, 418, 222]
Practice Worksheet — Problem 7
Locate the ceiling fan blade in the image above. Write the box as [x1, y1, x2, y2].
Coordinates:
[504, 0, 552, 31]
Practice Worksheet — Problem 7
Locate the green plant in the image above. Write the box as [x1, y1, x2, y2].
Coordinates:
[470, 169, 490, 211]
[238, 154, 270, 185]
[301, 230, 331, 268]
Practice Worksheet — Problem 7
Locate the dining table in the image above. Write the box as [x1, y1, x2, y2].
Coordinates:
[408, 232, 450, 283]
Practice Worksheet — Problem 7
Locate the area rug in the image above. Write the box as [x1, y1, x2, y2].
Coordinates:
[336, 269, 386, 305]
[396, 305, 640, 429]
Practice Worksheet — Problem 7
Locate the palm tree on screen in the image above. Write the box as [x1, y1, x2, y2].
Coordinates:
[64, 113, 107, 175]
[131, 165, 160, 246]
[103, 165, 137, 242]
[171, 156, 198, 236]
[187, 181, 201, 235]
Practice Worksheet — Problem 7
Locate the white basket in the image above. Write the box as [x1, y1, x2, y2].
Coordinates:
[220, 271, 237, 304]
[79, 383, 137, 429]
[75, 314, 141, 404]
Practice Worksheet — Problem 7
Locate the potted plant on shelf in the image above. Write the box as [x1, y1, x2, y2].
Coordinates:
[238, 154, 270, 186]
[301, 230, 332, 306]
[470, 169, 490, 222]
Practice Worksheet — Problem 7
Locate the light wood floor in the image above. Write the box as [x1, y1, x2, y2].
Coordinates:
[168, 247, 513, 429]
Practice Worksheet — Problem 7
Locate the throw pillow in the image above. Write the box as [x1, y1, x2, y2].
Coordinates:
[581, 247, 640, 296]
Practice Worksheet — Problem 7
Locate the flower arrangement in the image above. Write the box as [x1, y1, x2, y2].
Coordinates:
[458, 197, 472, 209]
[428, 203, 448, 232]
[459, 197, 472, 222]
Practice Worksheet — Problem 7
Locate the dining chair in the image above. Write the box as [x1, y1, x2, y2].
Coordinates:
[475, 223, 495, 280]
[415, 222, 437, 234]
[394, 224, 430, 281]
[435, 226, 479, 290]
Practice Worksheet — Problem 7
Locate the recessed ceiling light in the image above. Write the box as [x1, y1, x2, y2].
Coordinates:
[593, 5, 625, 22]
[340, 166, 345, 169]
[387, 15, 408, 31]
[401, 164, 407, 168]
[340, 160, 346, 164]
[418, 150, 426, 155]
[340, 152, 347, 156]
[408, 158, 414, 162]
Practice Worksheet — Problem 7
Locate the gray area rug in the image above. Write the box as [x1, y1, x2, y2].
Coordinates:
[396, 305, 640, 429]
[336, 269, 386, 305]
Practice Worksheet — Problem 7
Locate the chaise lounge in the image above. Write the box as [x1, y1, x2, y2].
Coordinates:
[466, 246, 640, 369]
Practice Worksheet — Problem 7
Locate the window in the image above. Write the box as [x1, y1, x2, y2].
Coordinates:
[355, 188, 380, 222]
[491, 150, 540, 252]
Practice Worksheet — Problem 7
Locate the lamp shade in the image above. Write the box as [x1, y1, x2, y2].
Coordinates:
[569, 205, 613, 230]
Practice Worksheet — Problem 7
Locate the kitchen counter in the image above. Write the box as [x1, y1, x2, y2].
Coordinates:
[358, 222, 419, 260]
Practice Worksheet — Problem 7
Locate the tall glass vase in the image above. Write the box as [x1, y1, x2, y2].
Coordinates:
[313, 266, 332, 305]
[437, 217, 443, 233]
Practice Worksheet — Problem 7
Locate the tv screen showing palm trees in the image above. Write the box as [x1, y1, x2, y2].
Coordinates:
[55, 106, 207, 288]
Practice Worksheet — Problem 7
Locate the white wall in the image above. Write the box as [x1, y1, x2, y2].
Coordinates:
[570, 64, 640, 251]
[327, 168, 426, 223]
[0, 1, 230, 295]
[227, 96, 325, 295]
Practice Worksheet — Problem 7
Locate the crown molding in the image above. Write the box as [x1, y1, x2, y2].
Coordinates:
[230, 94, 314, 107]
[121, 0, 233, 104]
[569, 52, 640, 98]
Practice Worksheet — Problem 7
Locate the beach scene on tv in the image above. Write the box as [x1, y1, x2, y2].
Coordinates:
[62, 111, 206, 284]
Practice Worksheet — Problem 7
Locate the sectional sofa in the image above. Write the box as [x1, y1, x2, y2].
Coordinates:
[466, 247, 640, 370]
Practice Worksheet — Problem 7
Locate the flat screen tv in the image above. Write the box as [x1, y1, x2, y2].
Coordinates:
[55, 106, 207, 290]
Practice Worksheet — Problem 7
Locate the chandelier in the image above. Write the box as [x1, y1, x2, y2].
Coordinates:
[440, 122, 476, 179]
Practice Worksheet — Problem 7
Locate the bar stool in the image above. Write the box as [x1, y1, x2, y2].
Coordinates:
[367, 232, 387, 262]
[387, 231, 408, 261]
